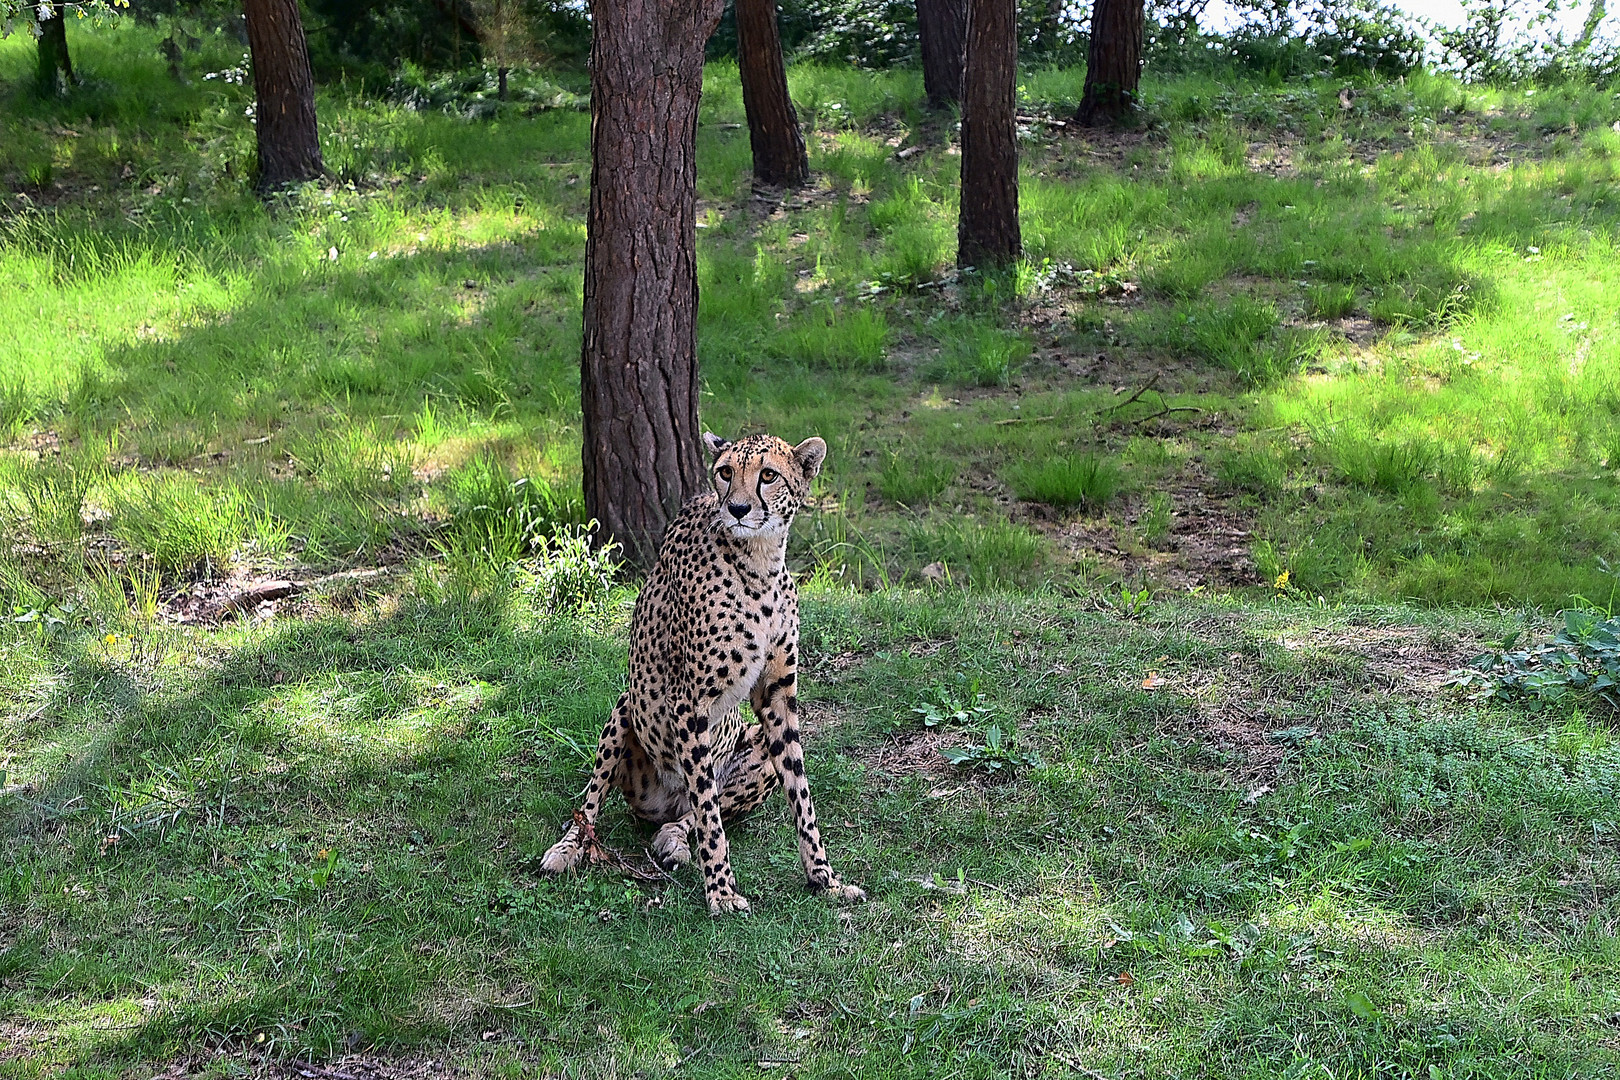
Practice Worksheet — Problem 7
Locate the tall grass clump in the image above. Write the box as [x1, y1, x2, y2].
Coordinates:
[1009, 454, 1123, 511]
[878, 453, 955, 506]
[925, 321, 1030, 387]
[774, 305, 888, 371]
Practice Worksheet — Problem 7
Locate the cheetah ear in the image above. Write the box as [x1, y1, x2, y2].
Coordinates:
[793, 436, 827, 479]
[702, 432, 731, 457]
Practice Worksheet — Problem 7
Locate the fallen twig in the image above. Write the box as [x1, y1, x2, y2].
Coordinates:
[1095, 373, 1160, 414]
[575, 810, 676, 884]
[993, 414, 1056, 426]
[1127, 405, 1204, 425]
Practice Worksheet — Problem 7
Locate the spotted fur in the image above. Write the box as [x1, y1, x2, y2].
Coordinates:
[540, 432, 865, 914]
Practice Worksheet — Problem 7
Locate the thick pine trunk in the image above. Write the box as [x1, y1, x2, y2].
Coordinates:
[35, 4, 74, 94]
[242, 0, 324, 188]
[1076, 0, 1144, 125]
[916, 0, 966, 108]
[956, 0, 1019, 268]
[580, 0, 725, 569]
[736, 0, 807, 188]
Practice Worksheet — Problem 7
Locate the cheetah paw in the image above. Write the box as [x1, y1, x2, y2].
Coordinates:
[539, 829, 584, 874]
[809, 874, 866, 902]
[651, 822, 693, 867]
[707, 891, 752, 916]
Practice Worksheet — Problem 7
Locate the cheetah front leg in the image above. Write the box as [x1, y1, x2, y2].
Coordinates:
[540, 695, 631, 874]
[678, 698, 753, 915]
[751, 649, 866, 902]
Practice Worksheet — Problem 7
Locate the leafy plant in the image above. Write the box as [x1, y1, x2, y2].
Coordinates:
[912, 675, 994, 729]
[941, 725, 1042, 775]
[1449, 610, 1620, 711]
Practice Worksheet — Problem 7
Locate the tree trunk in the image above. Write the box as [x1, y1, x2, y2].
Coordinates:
[35, 4, 74, 95]
[580, 0, 726, 569]
[242, 0, 324, 189]
[498, 66, 509, 100]
[736, 0, 808, 188]
[916, 0, 966, 108]
[1076, 0, 1144, 125]
[956, 0, 1019, 268]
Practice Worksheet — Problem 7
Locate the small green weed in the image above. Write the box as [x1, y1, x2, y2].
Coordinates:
[515, 525, 622, 619]
[1138, 490, 1173, 547]
[911, 674, 994, 729]
[1009, 454, 1122, 512]
[941, 724, 1042, 775]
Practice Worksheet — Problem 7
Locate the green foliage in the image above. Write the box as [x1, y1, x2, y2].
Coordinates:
[1452, 607, 1620, 712]
[1009, 454, 1123, 512]
[515, 524, 622, 619]
[940, 723, 1042, 775]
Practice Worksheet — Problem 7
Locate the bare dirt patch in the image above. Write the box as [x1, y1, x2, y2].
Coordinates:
[149, 1054, 461, 1080]
[860, 727, 967, 778]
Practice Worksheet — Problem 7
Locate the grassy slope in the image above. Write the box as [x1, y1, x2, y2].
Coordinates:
[4, 25, 1620, 606]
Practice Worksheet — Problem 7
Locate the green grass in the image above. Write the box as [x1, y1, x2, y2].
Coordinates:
[8, 25, 1620, 606]
[1009, 453, 1123, 511]
[7, 24, 1620, 1075]
[5, 582, 1620, 1076]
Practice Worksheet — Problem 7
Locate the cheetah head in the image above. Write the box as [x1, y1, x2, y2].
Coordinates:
[702, 432, 826, 541]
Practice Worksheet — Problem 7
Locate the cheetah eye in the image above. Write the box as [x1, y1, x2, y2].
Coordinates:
[717, 465, 733, 482]
[760, 468, 778, 484]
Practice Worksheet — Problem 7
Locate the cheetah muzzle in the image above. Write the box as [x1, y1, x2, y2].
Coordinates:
[540, 432, 866, 914]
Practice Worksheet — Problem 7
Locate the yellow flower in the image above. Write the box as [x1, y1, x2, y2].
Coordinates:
[1273, 570, 1290, 590]
[104, 633, 119, 646]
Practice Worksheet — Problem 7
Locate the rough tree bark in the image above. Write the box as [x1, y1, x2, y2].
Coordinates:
[1076, 0, 1144, 125]
[35, 3, 74, 95]
[580, 0, 726, 568]
[956, 0, 1019, 268]
[242, 0, 324, 188]
[916, 0, 966, 108]
[736, 0, 808, 187]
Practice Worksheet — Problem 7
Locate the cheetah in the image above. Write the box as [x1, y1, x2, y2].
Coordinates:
[540, 432, 865, 914]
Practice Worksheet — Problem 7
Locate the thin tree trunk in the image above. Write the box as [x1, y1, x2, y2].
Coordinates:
[35, 4, 74, 94]
[1076, 0, 1144, 125]
[242, 0, 324, 189]
[916, 0, 966, 108]
[736, 0, 808, 188]
[580, 0, 726, 569]
[956, 0, 1019, 268]
[498, 66, 509, 99]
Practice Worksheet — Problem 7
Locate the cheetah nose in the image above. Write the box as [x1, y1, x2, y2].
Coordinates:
[727, 502, 751, 520]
